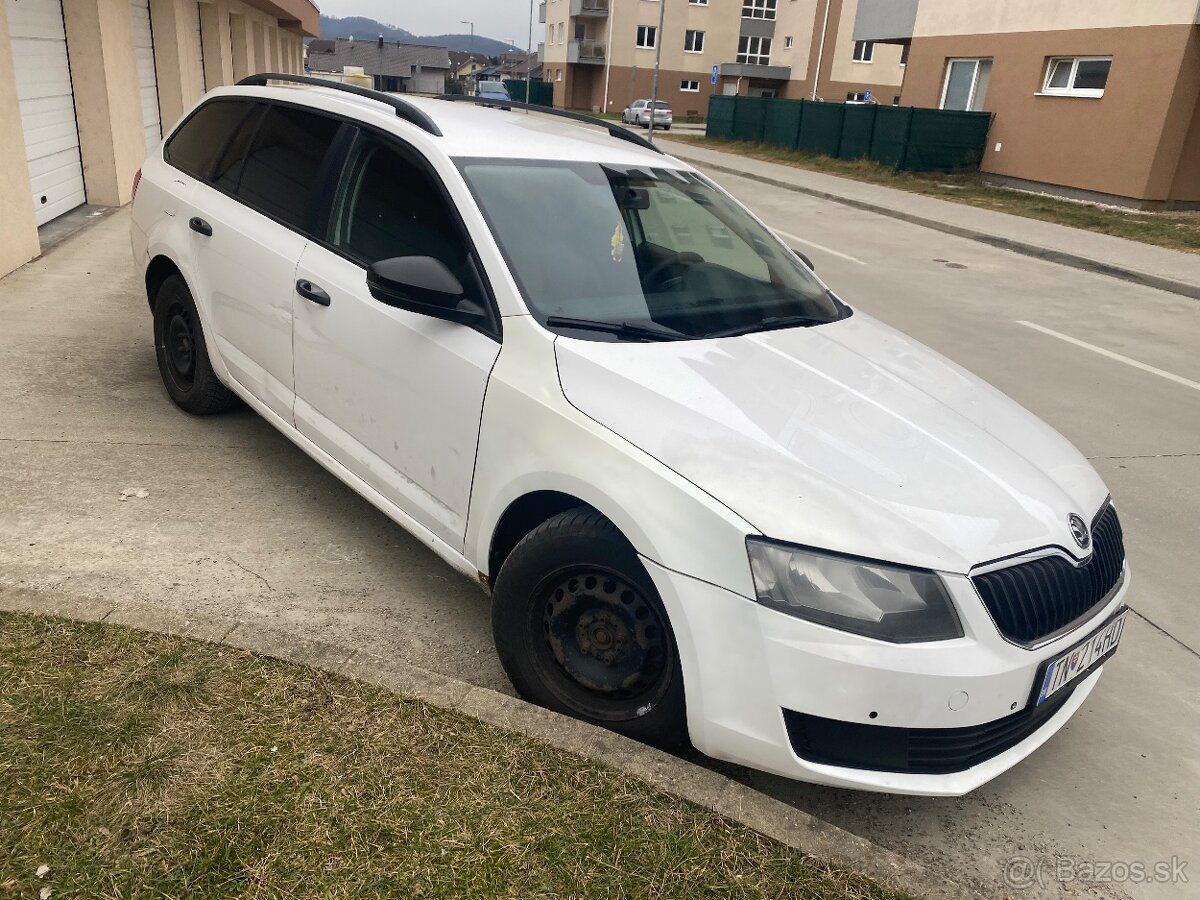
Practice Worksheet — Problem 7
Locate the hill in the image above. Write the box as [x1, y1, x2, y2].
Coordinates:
[317, 15, 522, 56]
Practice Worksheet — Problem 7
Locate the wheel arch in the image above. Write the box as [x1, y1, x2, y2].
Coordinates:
[145, 254, 183, 311]
[486, 490, 611, 588]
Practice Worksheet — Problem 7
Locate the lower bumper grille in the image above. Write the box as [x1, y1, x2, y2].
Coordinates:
[783, 682, 1079, 775]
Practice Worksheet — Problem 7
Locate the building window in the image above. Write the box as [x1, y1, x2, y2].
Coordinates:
[940, 58, 992, 111]
[741, 0, 777, 21]
[737, 35, 772, 66]
[853, 40, 874, 63]
[900, 43, 910, 65]
[681, 80, 700, 92]
[636, 25, 657, 49]
[556, 69, 563, 82]
[846, 91, 870, 102]
[689, 0, 708, 5]
[784, 36, 793, 49]
[1042, 56, 1112, 97]
[684, 30, 705, 53]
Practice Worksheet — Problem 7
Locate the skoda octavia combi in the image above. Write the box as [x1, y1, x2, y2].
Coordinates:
[130, 76, 1129, 796]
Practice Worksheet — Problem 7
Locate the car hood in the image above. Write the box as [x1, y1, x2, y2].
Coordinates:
[554, 312, 1108, 574]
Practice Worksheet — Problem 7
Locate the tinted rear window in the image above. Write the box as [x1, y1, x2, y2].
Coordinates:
[165, 100, 257, 180]
[234, 104, 341, 230]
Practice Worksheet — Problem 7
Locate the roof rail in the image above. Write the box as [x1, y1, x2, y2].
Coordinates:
[237, 73, 443, 137]
[436, 95, 664, 155]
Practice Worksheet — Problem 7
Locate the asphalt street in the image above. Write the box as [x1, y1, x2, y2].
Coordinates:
[1, 175, 1196, 899]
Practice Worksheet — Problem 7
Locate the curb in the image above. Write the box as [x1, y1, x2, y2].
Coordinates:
[664, 149, 1200, 303]
[0, 585, 984, 900]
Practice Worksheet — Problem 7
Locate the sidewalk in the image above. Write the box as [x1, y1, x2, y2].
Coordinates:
[658, 139, 1200, 301]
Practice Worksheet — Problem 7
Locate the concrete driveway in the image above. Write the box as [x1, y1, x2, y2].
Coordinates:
[2, 193, 1197, 900]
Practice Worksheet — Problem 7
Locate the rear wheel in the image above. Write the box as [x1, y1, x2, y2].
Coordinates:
[492, 508, 688, 750]
[153, 275, 237, 415]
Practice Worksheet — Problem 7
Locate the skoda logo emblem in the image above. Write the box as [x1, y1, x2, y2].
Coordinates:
[1068, 514, 1090, 550]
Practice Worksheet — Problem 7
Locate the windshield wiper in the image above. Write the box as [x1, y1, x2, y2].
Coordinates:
[706, 314, 833, 339]
[545, 316, 686, 342]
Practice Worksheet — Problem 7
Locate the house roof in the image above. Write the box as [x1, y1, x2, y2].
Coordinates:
[306, 37, 451, 77]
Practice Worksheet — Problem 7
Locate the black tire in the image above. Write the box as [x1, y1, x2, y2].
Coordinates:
[152, 274, 238, 415]
[492, 508, 689, 750]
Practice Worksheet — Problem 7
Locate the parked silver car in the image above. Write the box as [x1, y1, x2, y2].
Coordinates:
[621, 99, 672, 130]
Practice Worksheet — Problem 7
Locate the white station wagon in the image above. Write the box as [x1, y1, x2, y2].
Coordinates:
[131, 75, 1129, 796]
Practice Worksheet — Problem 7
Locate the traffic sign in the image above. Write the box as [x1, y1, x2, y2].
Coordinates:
[711, 65, 719, 85]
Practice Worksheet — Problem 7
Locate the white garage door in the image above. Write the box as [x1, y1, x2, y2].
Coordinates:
[6, 0, 86, 226]
[129, 0, 161, 155]
[191, 2, 206, 94]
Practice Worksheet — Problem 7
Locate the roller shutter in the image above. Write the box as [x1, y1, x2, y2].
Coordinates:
[6, 0, 86, 226]
[129, 0, 161, 155]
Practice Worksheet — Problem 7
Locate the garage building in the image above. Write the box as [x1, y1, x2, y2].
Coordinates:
[0, 0, 319, 280]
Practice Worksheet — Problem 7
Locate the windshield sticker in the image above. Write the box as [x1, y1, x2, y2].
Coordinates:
[611, 222, 625, 263]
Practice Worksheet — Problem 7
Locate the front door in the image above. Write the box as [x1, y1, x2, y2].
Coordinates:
[292, 131, 501, 548]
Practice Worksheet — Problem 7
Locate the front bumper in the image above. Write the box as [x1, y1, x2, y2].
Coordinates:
[643, 557, 1128, 796]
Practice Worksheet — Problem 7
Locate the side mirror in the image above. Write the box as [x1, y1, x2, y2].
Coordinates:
[366, 256, 486, 326]
[797, 251, 816, 272]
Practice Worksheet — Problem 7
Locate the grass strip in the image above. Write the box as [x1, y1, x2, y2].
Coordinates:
[0, 612, 914, 900]
[667, 135, 1200, 254]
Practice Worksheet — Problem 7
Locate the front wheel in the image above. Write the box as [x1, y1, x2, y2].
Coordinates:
[492, 508, 688, 750]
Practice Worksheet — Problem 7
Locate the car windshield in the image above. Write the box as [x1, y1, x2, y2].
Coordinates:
[457, 159, 846, 341]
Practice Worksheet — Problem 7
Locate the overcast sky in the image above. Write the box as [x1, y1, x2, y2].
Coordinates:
[319, 0, 546, 46]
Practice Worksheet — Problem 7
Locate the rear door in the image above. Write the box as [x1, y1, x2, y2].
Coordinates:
[292, 130, 501, 548]
[166, 99, 345, 421]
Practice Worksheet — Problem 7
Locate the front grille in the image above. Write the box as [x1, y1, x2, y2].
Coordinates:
[972, 504, 1125, 646]
[784, 682, 1078, 775]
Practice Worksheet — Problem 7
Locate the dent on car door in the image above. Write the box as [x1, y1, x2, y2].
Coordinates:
[182, 101, 342, 422]
[292, 131, 502, 550]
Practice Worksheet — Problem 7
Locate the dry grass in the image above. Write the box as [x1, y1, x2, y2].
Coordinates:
[667, 135, 1200, 254]
[0, 613, 914, 900]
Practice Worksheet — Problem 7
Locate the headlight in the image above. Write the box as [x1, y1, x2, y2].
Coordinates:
[746, 538, 963, 643]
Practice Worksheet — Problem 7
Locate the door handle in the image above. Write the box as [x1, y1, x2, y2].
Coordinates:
[296, 279, 331, 307]
[189, 217, 213, 237]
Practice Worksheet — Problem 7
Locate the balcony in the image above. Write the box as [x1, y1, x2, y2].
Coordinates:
[571, 0, 609, 16]
[852, 0, 918, 42]
[720, 62, 792, 81]
[568, 39, 606, 64]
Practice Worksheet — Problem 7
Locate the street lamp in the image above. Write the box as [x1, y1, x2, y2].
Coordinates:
[647, 0, 666, 141]
[460, 20, 474, 54]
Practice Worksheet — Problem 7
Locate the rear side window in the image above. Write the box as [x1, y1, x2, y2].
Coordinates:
[165, 100, 257, 180]
[234, 105, 342, 230]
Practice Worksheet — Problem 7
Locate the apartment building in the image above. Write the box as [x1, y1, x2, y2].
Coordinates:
[856, 0, 1200, 207]
[0, 0, 316, 280]
[539, 0, 906, 118]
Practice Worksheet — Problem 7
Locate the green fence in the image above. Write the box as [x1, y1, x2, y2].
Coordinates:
[504, 79, 554, 107]
[706, 95, 992, 172]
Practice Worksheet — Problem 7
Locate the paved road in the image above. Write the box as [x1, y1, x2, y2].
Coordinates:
[1, 187, 1196, 900]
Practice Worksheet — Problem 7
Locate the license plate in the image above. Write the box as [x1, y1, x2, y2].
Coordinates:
[1036, 611, 1127, 705]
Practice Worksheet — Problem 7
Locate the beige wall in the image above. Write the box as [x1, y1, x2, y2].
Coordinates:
[902, 24, 1199, 203]
[0, 0, 314, 281]
[913, 0, 1200, 37]
[827, 0, 905, 88]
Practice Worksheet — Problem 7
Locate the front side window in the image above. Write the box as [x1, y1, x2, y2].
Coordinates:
[330, 134, 481, 292]
[684, 30, 705, 53]
[737, 36, 772, 66]
[853, 40, 874, 63]
[636, 25, 657, 49]
[1043, 56, 1111, 97]
[458, 160, 844, 341]
[235, 104, 342, 231]
[741, 0, 777, 20]
[164, 99, 258, 180]
[940, 58, 992, 111]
